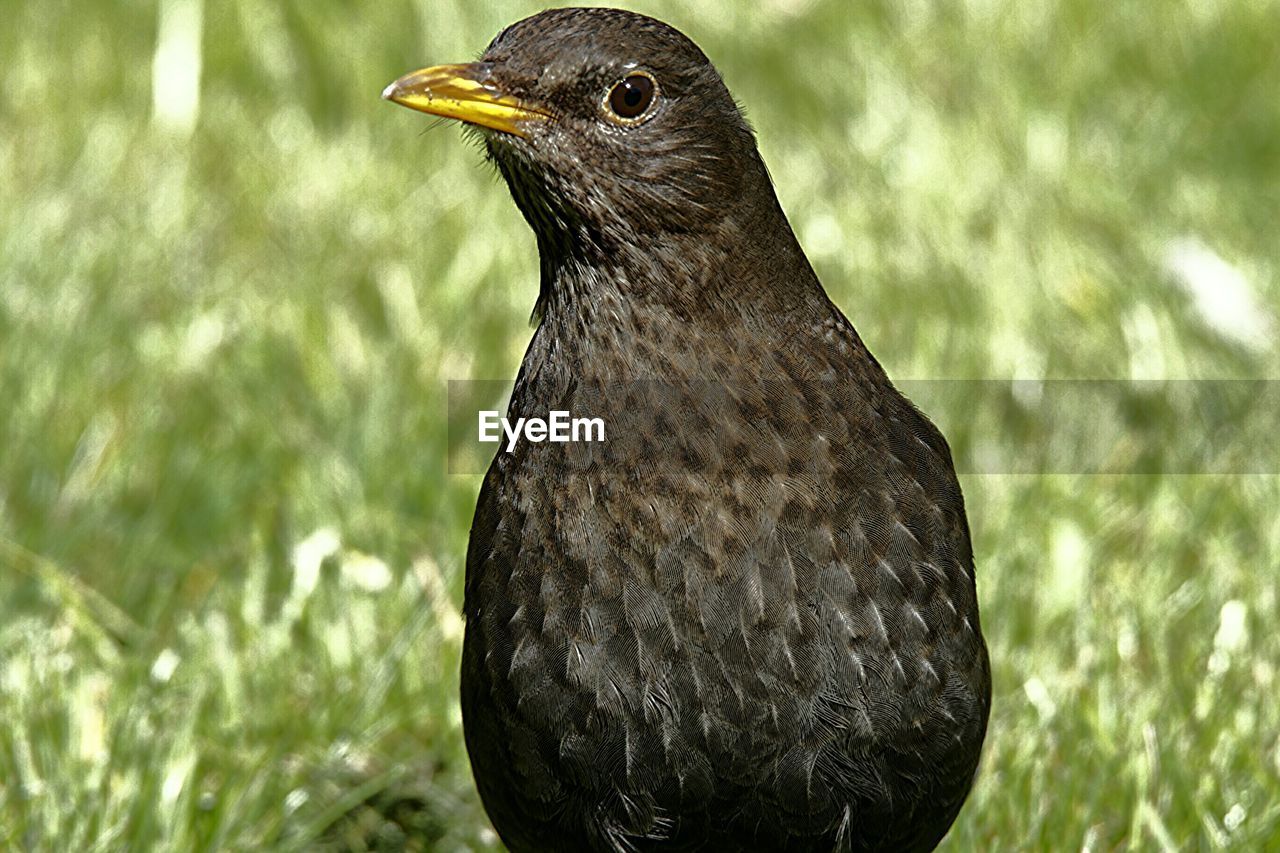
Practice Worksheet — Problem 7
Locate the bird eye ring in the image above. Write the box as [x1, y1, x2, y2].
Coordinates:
[603, 72, 659, 125]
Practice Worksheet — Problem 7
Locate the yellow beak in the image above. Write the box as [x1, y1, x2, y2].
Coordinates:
[382, 63, 551, 137]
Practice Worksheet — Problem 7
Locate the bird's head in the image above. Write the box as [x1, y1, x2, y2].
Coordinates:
[383, 8, 764, 253]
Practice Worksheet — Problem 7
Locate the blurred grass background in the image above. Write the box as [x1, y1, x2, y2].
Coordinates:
[2, 0, 1278, 849]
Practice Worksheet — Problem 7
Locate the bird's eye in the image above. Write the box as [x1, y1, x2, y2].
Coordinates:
[604, 73, 658, 124]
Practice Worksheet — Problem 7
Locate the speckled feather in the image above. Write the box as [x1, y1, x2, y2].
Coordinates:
[451, 8, 991, 851]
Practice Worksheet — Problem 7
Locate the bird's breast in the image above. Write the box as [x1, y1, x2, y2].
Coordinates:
[461, 350, 991, 850]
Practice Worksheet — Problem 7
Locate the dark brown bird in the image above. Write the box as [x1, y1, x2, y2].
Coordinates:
[384, 8, 990, 851]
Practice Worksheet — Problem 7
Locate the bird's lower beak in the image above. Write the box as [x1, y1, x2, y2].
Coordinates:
[382, 63, 549, 137]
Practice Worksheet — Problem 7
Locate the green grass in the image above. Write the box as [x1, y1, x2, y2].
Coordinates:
[2, 0, 1278, 849]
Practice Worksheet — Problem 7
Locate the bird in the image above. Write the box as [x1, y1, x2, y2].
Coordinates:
[384, 8, 991, 852]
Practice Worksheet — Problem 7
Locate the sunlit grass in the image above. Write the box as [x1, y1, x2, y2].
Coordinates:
[2, 0, 1278, 849]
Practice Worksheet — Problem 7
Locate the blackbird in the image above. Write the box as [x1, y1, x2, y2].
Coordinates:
[384, 8, 990, 851]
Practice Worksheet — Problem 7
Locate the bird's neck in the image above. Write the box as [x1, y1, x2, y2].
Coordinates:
[529, 164, 829, 380]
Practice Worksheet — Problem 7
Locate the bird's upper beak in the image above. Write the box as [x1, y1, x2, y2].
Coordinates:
[382, 63, 550, 137]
